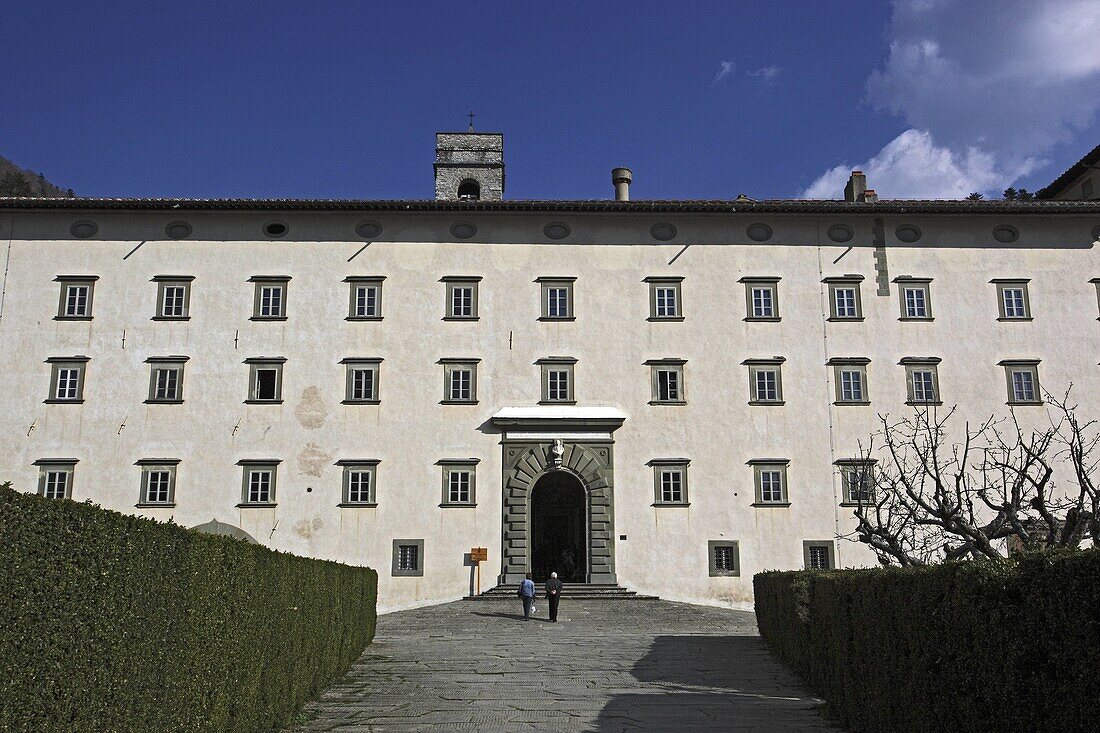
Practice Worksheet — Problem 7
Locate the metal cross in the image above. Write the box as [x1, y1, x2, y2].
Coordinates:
[467, 111, 476, 131]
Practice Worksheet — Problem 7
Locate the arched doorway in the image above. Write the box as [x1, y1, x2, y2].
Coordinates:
[530, 471, 587, 582]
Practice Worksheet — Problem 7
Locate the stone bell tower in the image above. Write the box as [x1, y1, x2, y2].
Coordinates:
[434, 127, 505, 201]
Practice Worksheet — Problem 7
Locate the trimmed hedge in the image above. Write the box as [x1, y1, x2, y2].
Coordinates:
[0, 484, 377, 733]
[754, 550, 1100, 732]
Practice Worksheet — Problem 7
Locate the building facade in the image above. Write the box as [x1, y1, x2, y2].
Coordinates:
[2, 133, 1100, 612]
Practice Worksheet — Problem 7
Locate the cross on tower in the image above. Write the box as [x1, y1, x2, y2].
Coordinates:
[467, 111, 476, 131]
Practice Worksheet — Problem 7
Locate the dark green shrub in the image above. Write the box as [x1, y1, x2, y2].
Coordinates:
[754, 550, 1100, 732]
[0, 484, 376, 733]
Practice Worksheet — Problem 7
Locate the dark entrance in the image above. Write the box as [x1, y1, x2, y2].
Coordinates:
[530, 471, 587, 582]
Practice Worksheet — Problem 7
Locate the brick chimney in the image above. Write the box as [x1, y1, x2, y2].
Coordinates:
[844, 171, 868, 202]
[863, 189, 878, 203]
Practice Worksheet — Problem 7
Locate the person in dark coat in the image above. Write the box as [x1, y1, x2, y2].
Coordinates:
[545, 571, 564, 622]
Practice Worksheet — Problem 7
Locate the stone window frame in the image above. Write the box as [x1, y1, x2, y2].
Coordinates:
[136, 458, 180, 507]
[345, 276, 385, 321]
[648, 458, 690, 507]
[804, 540, 836, 570]
[837, 458, 876, 506]
[743, 357, 785, 405]
[336, 459, 379, 507]
[249, 275, 290, 321]
[341, 357, 382, 405]
[999, 359, 1042, 406]
[828, 357, 870, 405]
[439, 358, 479, 404]
[895, 276, 933, 321]
[708, 540, 740, 577]
[35, 458, 77, 499]
[645, 276, 684, 321]
[152, 275, 194, 321]
[237, 459, 280, 508]
[244, 357, 286, 404]
[441, 275, 481, 321]
[992, 278, 1032, 321]
[538, 357, 576, 404]
[54, 275, 98, 320]
[901, 357, 942, 406]
[749, 458, 791, 507]
[45, 356, 90, 404]
[740, 276, 781, 321]
[824, 275, 865, 321]
[645, 358, 687, 405]
[537, 276, 576, 321]
[145, 355, 188, 404]
[392, 538, 425, 577]
[438, 458, 479, 507]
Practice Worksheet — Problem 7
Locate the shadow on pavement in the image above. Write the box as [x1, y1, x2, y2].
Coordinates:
[468, 610, 529, 621]
[595, 635, 836, 732]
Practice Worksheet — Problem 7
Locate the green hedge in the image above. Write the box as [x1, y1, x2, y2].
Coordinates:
[0, 484, 377, 733]
[754, 549, 1100, 732]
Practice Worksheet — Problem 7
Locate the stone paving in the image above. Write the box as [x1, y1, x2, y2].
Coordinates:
[287, 598, 841, 732]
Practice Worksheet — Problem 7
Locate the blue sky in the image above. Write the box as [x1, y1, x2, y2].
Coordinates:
[2, 1, 1098, 200]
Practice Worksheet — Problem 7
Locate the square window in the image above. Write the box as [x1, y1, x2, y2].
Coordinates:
[346, 277, 384, 320]
[1001, 361, 1041, 404]
[745, 359, 785, 404]
[804, 541, 835, 570]
[392, 538, 425, 576]
[539, 358, 576, 403]
[46, 357, 89, 403]
[903, 361, 941, 404]
[338, 460, 379, 506]
[896, 279, 932, 320]
[708, 540, 740, 577]
[246, 359, 285, 403]
[838, 461, 875, 505]
[439, 460, 479, 506]
[830, 360, 869, 404]
[440, 359, 479, 403]
[538, 278, 576, 320]
[35, 460, 76, 499]
[342, 358, 381, 404]
[443, 277, 481, 320]
[251, 277, 290, 320]
[994, 280, 1031, 320]
[146, 357, 188, 403]
[646, 277, 684, 320]
[649, 460, 690, 506]
[55, 276, 98, 320]
[153, 276, 194, 320]
[647, 359, 686, 404]
[826, 278, 864, 320]
[741, 278, 781, 320]
[750, 460, 790, 505]
[137, 460, 179, 505]
[238, 461, 279, 506]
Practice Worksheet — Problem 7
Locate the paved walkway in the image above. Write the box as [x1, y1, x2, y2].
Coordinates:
[287, 598, 841, 732]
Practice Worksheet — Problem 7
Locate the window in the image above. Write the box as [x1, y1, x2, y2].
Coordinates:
[439, 459, 479, 506]
[341, 358, 381, 404]
[440, 359, 479, 404]
[442, 276, 481, 320]
[153, 276, 194, 320]
[538, 277, 576, 320]
[346, 276, 384, 320]
[46, 357, 89, 403]
[804, 541, 835, 570]
[392, 539, 425, 576]
[646, 359, 686, 404]
[55, 276, 98, 320]
[250, 276, 290, 320]
[35, 459, 76, 499]
[337, 460, 379, 506]
[994, 279, 1031, 320]
[649, 459, 690, 506]
[708, 540, 740, 577]
[136, 459, 179, 506]
[645, 277, 684, 320]
[740, 277, 780, 320]
[829, 358, 870, 404]
[750, 459, 790, 506]
[744, 358, 785, 404]
[1000, 360, 1041, 405]
[902, 358, 941, 405]
[457, 179, 481, 200]
[238, 460, 279, 506]
[825, 276, 864, 320]
[146, 356, 188, 403]
[837, 460, 875, 505]
[538, 357, 576, 404]
[895, 277, 932, 320]
[245, 358, 285, 403]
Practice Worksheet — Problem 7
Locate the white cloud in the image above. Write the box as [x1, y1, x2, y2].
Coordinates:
[712, 60, 735, 86]
[747, 65, 781, 84]
[802, 0, 1100, 199]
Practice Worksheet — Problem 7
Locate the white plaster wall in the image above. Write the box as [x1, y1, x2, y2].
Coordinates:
[0, 210, 1097, 612]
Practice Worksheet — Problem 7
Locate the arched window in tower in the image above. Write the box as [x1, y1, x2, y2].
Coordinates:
[457, 179, 481, 201]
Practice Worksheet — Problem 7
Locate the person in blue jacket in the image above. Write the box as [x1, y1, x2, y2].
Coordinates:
[518, 572, 537, 620]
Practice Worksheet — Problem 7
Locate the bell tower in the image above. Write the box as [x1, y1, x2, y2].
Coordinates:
[434, 127, 505, 201]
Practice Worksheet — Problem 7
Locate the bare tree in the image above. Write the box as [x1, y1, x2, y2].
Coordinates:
[846, 394, 1097, 566]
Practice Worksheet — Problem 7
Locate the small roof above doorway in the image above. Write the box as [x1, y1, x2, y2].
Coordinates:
[490, 405, 627, 440]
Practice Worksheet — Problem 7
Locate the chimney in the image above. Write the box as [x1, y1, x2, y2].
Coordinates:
[612, 167, 633, 201]
[844, 170, 867, 202]
[863, 189, 878, 203]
